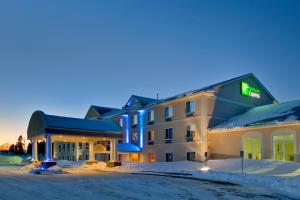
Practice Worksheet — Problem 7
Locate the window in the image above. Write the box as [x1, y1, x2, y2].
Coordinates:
[132, 114, 138, 125]
[186, 125, 196, 142]
[59, 145, 61, 151]
[148, 153, 155, 163]
[165, 128, 173, 143]
[165, 106, 173, 120]
[148, 131, 155, 145]
[79, 143, 82, 149]
[86, 143, 89, 150]
[166, 153, 174, 162]
[186, 100, 196, 114]
[187, 152, 196, 161]
[67, 143, 70, 151]
[119, 118, 123, 127]
[63, 144, 65, 150]
[72, 143, 75, 150]
[118, 139, 123, 144]
[148, 110, 155, 124]
[132, 132, 138, 144]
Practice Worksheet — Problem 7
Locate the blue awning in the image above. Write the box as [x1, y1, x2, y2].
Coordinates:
[117, 143, 141, 152]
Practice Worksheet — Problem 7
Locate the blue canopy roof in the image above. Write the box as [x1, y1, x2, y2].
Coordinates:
[117, 143, 141, 152]
[27, 111, 122, 139]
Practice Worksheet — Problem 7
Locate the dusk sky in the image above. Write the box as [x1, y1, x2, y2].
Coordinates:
[0, 0, 299, 144]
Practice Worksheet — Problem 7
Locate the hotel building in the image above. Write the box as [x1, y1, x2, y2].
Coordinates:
[27, 73, 300, 165]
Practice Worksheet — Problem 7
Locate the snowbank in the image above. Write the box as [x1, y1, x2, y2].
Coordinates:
[0, 156, 23, 165]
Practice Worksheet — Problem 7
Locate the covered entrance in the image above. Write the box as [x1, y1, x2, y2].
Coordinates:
[273, 134, 295, 161]
[27, 111, 123, 167]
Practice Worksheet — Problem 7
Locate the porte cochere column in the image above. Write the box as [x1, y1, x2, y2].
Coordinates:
[31, 138, 38, 161]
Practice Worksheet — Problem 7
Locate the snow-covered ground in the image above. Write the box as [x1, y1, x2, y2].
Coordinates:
[0, 158, 300, 199]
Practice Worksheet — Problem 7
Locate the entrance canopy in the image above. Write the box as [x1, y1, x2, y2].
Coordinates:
[27, 111, 123, 139]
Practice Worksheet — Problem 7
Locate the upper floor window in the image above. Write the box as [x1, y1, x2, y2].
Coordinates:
[119, 118, 123, 127]
[148, 110, 155, 124]
[165, 128, 173, 143]
[186, 125, 196, 142]
[186, 100, 196, 114]
[132, 114, 138, 125]
[165, 106, 173, 121]
[132, 132, 138, 144]
[148, 130, 155, 145]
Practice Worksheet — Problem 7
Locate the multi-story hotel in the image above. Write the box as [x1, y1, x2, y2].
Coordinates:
[27, 73, 300, 165]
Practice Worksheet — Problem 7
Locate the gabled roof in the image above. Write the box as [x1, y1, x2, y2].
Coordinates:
[85, 105, 124, 119]
[147, 73, 277, 107]
[124, 95, 158, 110]
[28, 111, 122, 139]
[211, 100, 300, 130]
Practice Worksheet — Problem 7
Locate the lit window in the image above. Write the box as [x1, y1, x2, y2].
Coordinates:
[148, 131, 155, 145]
[148, 110, 155, 123]
[186, 125, 195, 142]
[148, 153, 155, 163]
[165, 128, 173, 143]
[165, 106, 173, 120]
[187, 152, 196, 161]
[186, 100, 196, 114]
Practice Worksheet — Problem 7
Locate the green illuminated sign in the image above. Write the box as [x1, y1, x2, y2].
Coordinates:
[241, 82, 261, 99]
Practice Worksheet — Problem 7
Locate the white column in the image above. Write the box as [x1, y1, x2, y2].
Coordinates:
[45, 134, 52, 162]
[31, 138, 38, 161]
[89, 142, 95, 161]
[53, 142, 58, 160]
[75, 142, 80, 161]
[110, 139, 117, 162]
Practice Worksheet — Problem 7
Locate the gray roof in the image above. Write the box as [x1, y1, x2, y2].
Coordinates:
[91, 105, 125, 118]
[212, 100, 300, 130]
[27, 111, 122, 139]
[147, 73, 277, 107]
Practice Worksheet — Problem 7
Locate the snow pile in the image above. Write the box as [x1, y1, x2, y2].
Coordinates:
[29, 167, 64, 175]
[0, 156, 23, 165]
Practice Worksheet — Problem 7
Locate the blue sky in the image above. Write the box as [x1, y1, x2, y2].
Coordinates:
[0, 0, 299, 143]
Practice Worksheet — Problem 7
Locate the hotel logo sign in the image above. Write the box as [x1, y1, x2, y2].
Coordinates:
[241, 82, 261, 99]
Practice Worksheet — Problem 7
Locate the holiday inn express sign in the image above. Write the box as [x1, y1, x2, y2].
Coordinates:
[241, 82, 261, 99]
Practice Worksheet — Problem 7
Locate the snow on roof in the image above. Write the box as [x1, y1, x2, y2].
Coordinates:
[212, 100, 300, 130]
[117, 143, 141, 152]
[90, 105, 124, 118]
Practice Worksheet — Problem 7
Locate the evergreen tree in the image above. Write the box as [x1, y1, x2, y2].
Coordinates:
[8, 144, 15, 153]
[15, 135, 25, 155]
[27, 142, 32, 155]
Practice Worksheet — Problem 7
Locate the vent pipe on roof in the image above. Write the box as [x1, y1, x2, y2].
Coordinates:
[157, 93, 159, 101]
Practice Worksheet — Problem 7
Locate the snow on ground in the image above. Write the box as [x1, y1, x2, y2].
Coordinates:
[1, 171, 291, 200]
[1, 158, 300, 199]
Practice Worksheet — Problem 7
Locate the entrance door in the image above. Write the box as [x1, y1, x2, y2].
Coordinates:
[273, 134, 295, 161]
[243, 136, 261, 160]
